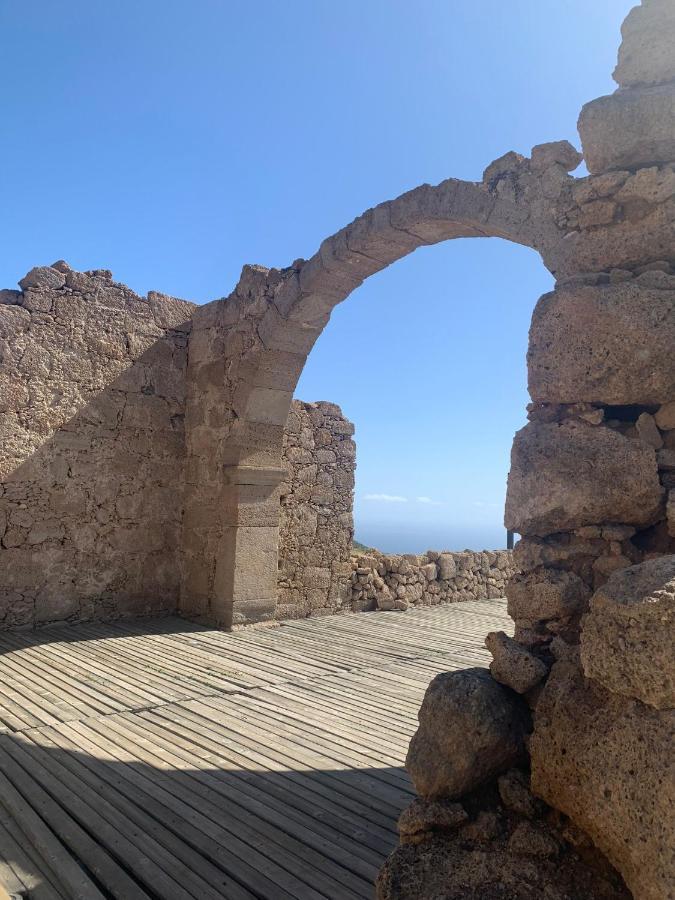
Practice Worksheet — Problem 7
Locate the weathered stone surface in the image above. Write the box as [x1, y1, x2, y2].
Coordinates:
[18, 266, 66, 291]
[347, 549, 514, 611]
[377, 821, 629, 900]
[530, 140, 582, 174]
[406, 668, 529, 800]
[636, 411, 663, 449]
[580, 555, 675, 708]
[655, 400, 675, 431]
[497, 769, 542, 819]
[531, 658, 674, 900]
[506, 568, 591, 622]
[437, 552, 456, 580]
[528, 281, 675, 405]
[398, 799, 468, 842]
[505, 421, 663, 536]
[277, 401, 355, 619]
[485, 631, 548, 694]
[507, 821, 560, 859]
[613, 0, 675, 88]
[578, 83, 675, 173]
[0, 266, 195, 628]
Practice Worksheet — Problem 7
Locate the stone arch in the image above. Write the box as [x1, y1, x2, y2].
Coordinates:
[179, 161, 577, 627]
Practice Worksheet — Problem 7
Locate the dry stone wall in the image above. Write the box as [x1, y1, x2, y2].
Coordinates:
[279, 403, 515, 619]
[349, 550, 514, 612]
[0, 263, 194, 629]
[278, 400, 355, 619]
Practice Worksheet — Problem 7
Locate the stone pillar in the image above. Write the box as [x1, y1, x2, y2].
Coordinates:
[212, 464, 285, 628]
[500, 0, 675, 655]
[180, 266, 299, 628]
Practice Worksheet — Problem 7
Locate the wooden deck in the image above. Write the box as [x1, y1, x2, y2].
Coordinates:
[0, 599, 511, 900]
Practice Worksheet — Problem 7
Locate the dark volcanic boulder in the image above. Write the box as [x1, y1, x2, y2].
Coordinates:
[406, 668, 530, 800]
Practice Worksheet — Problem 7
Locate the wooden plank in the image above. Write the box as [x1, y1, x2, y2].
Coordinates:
[75, 715, 378, 896]
[0, 814, 65, 900]
[116, 710, 392, 865]
[73, 716, 360, 900]
[150, 703, 401, 833]
[0, 747, 110, 900]
[0, 601, 512, 900]
[22, 727, 257, 900]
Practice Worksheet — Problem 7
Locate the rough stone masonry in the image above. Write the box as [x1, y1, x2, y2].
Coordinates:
[0, 279, 507, 629]
[1, 0, 673, 895]
[377, 3, 675, 899]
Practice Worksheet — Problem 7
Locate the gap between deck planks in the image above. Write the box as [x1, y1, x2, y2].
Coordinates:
[0, 599, 512, 899]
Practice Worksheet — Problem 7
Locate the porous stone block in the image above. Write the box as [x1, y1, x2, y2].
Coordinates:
[506, 569, 591, 622]
[530, 140, 582, 174]
[636, 412, 663, 449]
[613, 0, 675, 88]
[505, 421, 663, 536]
[406, 668, 529, 800]
[397, 799, 468, 842]
[377, 817, 629, 900]
[18, 266, 66, 291]
[531, 658, 674, 900]
[485, 631, 549, 694]
[580, 555, 675, 708]
[578, 84, 675, 174]
[655, 401, 675, 431]
[528, 282, 675, 405]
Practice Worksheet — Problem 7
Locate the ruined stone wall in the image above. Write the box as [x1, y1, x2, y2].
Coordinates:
[349, 549, 515, 612]
[0, 263, 194, 628]
[380, 4, 675, 899]
[278, 400, 355, 618]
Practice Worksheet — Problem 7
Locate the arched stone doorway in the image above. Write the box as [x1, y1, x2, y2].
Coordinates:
[178, 142, 655, 628]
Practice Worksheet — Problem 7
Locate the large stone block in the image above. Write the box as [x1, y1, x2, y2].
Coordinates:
[613, 0, 675, 88]
[531, 658, 674, 900]
[506, 568, 591, 622]
[528, 282, 675, 405]
[505, 421, 663, 536]
[581, 555, 675, 708]
[578, 84, 675, 174]
[406, 668, 529, 800]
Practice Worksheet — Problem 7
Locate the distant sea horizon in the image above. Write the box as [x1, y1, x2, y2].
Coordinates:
[355, 522, 511, 555]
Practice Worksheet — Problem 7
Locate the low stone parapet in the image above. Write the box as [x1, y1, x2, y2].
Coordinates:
[350, 549, 515, 612]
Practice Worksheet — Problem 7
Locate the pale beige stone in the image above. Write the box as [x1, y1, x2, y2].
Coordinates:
[581, 555, 675, 708]
[505, 421, 663, 536]
[578, 84, 675, 174]
[485, 631, 548, 694]
[528, 282, 675, 405]
[531, 658, 674, 900]
[613, 0, 675, 88]
[506, 569, 591, 622]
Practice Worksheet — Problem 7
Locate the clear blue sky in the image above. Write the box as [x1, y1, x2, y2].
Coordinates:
[1, 0, 633, 552]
